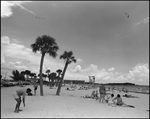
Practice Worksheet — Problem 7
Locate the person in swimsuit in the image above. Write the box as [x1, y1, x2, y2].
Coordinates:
[112, 94, 124, 106]
[105, 94, 114, 104]
[99, 84, 106, 103]
[33, 82, 38, 95]
[13, 88, 31, 113]
[112, 94, 135, 108]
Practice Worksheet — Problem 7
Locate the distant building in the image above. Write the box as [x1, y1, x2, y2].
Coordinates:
[64, 79, 85, 84]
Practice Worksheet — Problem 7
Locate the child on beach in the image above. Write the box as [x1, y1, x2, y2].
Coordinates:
[105, 94, 114, 104]
[33, 82, 38, 95]
[13, 88, 32, 113]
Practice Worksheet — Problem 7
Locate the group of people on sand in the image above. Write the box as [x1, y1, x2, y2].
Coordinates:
[81, 84, 135, 108]
[12, 81, 39, 113]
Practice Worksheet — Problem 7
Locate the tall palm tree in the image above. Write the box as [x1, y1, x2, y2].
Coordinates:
[31, 35, 59, 96]
[56, 69, 62, 87]
[46, 69, 51, 87]
[56, 51, 76, 95]
[10, 70, 22, 81]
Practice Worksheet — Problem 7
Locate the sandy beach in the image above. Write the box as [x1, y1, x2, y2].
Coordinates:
[1, 85, 149, 118]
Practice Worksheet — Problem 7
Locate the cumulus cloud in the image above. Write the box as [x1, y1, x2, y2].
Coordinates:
[127, 63, 149, 81]
[7, 61, 27, 70]
[1, 36, 10, 44]
[1, 54, 5, 64]
[1, 36, 64, 74]
[76, 58, 83, 63]
[107, 67, 115, 71]
[67, 63, 149, 84]
[1, 1, 35, 18]
[72, 65, 82, 73]
[83, 64, 98, 72]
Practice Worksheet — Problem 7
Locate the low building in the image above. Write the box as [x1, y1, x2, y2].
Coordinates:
[64, 79, 85, 84]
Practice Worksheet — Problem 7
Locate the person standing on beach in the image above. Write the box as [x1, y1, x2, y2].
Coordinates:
[13, 88, 32, 113]
[33, 82, 38, 95]
[99, 84, 106, 103]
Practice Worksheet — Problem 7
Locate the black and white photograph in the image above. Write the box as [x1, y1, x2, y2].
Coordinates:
[1, 1, 149, 118]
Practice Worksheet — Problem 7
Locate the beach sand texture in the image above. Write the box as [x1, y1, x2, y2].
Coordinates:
[1, 85, 149, 118]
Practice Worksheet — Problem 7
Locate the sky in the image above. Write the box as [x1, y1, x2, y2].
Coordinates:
[1, 1, 149, 85]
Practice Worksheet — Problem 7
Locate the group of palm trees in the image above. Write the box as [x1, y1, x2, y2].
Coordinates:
[11, 35, 77, 96]
[10, 69, 60, 87]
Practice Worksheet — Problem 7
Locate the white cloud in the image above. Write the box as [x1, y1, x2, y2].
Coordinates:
[107, 67, 115, 71]
[66, 63, 149, 84]
[127, 63, 149, 81]
[1, 36, 64, 75]
[1, 1, 35, 18]
[1, 36, 10, 44]
[1, 54, 5, 64]
[1, 1, 13, 17]
[83, 64, 98, 72]
[71, 65, 82, 73]
[12, 38, 21, 43]
[135, 17, 149, 26]
[7, 61, 27, 70]
[76, 58, 83, 63]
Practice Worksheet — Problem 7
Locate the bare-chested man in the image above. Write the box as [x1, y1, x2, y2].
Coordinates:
[13, 88, 31, 113]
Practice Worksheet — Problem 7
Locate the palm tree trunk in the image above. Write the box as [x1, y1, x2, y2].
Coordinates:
[39, 53, 45, 96]
[56, 61, 68, 95]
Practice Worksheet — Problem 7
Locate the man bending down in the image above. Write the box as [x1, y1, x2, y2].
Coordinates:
[13, 88, 31, 113]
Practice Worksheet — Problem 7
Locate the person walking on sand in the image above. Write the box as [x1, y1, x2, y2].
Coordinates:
[33, 82, 38, 95]
[13, 88, 32, 113]
[99, 84, 106, 103]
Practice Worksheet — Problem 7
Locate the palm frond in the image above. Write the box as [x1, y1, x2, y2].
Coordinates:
[31, 35, 59, 57]
[31, 43, 39, 53]
[60, 51, 68, 60]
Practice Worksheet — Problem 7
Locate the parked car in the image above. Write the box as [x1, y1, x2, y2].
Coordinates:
[9, 80, 19, 86]
[1, 79, 19, 87]
[22, 81, 30, 85]
[1, 80, 14, 87]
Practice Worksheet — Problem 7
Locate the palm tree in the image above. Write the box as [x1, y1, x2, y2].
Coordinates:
[56, 69, 62, 87]
[24, 70, 31, 81]
[10, 70, 22, 81]
[42, 73, 47, 81]
[56, 51, 76, 95]
[49, 72, 57, 88]
[20, 71, 25, 81]
[30, 72, 34, 78]
[46, 69, 51, 87]
[31, 35, 59, 96]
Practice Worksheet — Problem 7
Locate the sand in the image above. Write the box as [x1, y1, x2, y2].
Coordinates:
[1, 85, 149, 118]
